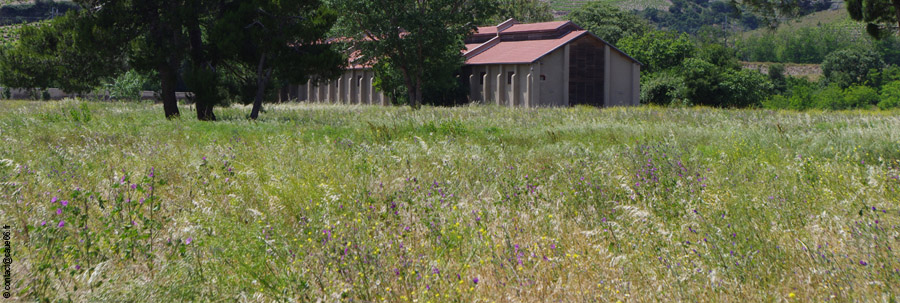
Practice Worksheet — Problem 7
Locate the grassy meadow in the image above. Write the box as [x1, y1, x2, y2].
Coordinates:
[1, 100, 899, 302]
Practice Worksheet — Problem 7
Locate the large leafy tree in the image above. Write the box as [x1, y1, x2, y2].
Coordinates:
[0, 11, 125, 95]
[211, 0, 344, 119]
[68, 0, 193, 119]
[822, 47, 884, 88]
[331, 0, 491, 108]
[568, 2, 650, 45]
[617, 30, 696, 73]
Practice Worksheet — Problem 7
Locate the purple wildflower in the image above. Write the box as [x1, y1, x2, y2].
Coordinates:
[51, 197, 58, 204]
[473, 277, 479, 284]
[859, 260, 868, 266]
[61, 200, 68, 207]
[56, 208, 62, 215]
[185, 237, 193, 245]
[57, 220, 65, 228]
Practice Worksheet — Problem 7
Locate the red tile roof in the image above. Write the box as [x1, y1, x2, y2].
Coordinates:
[474, 26, 498, 35]
[464, 43, 483, 53]
[465, 30, 587, 65]
[502, 21, 572, 34]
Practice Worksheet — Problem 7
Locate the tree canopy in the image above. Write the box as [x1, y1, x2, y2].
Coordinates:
[331, 0, 490, 108]
[568, 2, 650, 45]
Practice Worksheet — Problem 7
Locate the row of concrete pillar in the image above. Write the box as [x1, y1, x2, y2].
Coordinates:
[301, 70, 387, 105]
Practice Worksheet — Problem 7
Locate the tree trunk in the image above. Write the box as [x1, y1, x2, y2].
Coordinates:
[399, 65, 420, 109]
[158, 62, 179, 119]
[413, 73, 423, 109]
[187, 14, 216, 121]
[250, 54, 273, 120]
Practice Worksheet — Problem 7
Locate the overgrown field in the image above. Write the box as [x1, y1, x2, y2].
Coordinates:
[1, 101, 899, 302]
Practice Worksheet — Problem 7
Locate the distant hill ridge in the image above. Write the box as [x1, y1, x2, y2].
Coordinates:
[545, 0, 672, 17]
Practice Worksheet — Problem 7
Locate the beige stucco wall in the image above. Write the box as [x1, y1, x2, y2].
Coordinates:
[536, 47, 568, 107]
[608, 51, 640, 106]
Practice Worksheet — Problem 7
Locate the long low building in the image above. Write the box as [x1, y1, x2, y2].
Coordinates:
[284, 19, 642, 107]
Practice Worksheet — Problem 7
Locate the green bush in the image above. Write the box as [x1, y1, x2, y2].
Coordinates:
[106, 70, 146, 101]
[640, 71, 686, 105]
[878, 81, 900, 110]
[763, 82, 815, 110]
[842, 85, 879, 109]
[812, 84, 847, 110]
[719, 69, 774, 107]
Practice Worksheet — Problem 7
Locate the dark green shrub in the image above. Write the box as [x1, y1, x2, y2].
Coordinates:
[877, 81, 900, 110]
[679, 58, 720, 106]
[719, 69, 774, 107]
[812, 84, 846, 110]
[842, 85, 879, 109]
[640, 71, 686, 105]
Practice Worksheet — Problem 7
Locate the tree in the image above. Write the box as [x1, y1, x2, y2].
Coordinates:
[212, 0, 344, 120]
[0, 11, 125, 95]
[845, 0, 900, 37]
[568, 1, 649, 45]
[878, 80, 900, 109]
[332, 0, 490, 108]
[69, 0, 192, 119]
[821, 47, 884, 88]
[617, 30, 696, 73]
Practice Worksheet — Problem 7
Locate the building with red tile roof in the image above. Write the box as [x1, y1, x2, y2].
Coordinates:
[286, 19, 641, 107]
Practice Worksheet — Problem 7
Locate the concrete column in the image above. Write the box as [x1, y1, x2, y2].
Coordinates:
[345, 73, 353, 104]
[510, 73, 517, 108]
[357, 75, 364, 105]
[482, 73, 489, 104]
[604, 46, 611, 107]
[563, 44, 570, 106]
[365, 76, 372, 104]
[495, 72, 503, 106]
[306, 80, 313, 102]
[526, 73, 533, 108]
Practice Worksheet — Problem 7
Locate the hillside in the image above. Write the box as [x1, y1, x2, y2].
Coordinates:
[547, 0, 671, 17]
[740, 8, 859, 38]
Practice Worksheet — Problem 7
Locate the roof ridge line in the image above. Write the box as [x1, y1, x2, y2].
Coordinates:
[464, 36, 501, 59]
[496, 18, 518, 33]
